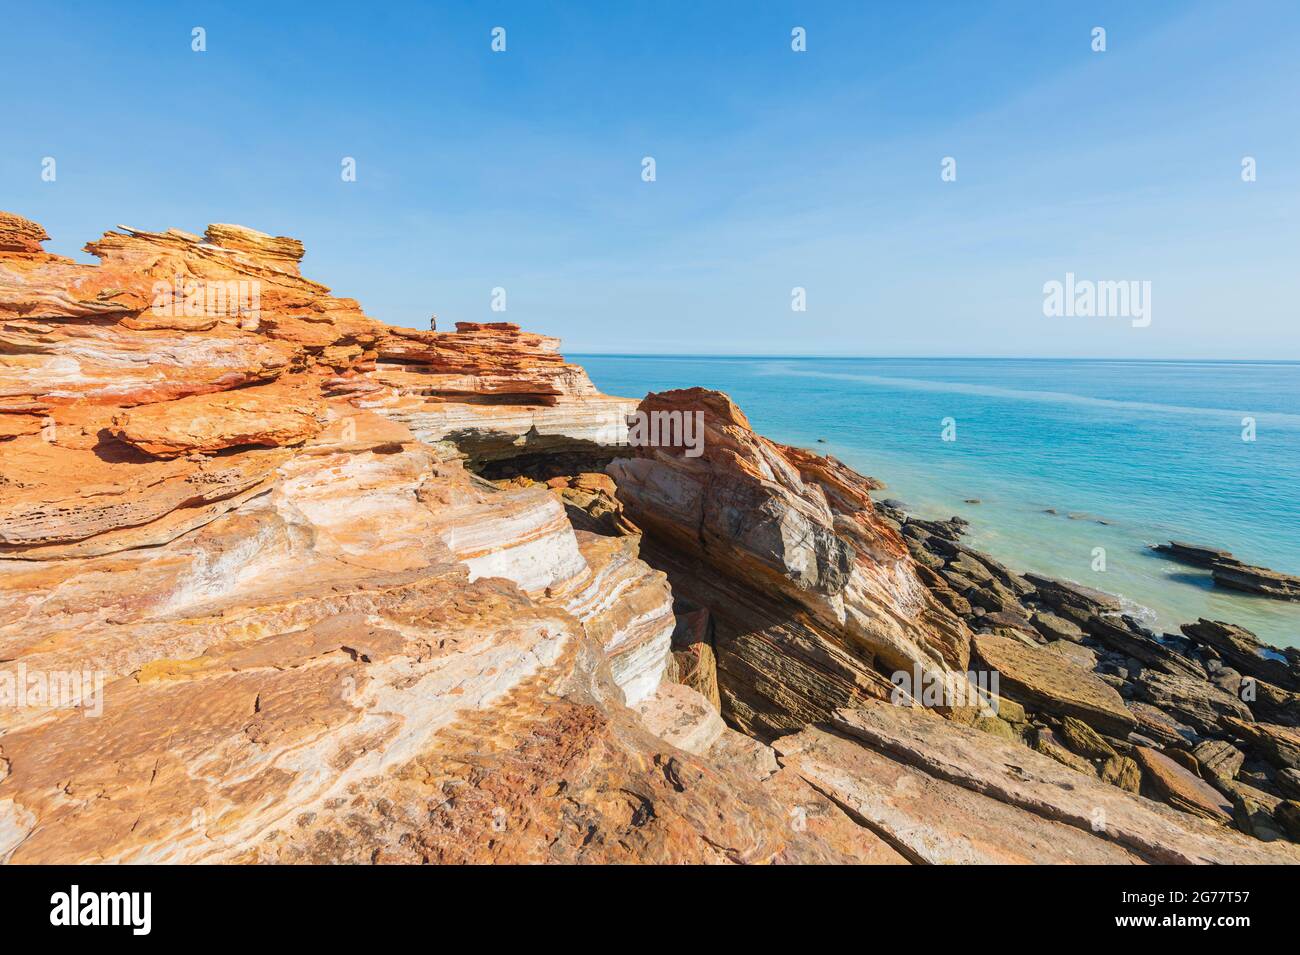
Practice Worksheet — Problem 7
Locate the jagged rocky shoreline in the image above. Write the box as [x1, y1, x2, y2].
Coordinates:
[882, 503, 1300, 839]
[0, 210, 1296, 864]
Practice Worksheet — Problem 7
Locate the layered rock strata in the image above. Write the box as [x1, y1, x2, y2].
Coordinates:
[607, 388, 973, 740]
[2, 210, 1296, 864]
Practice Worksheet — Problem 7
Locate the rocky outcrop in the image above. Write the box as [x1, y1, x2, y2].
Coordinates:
[890, 499, 1300, 846]
[110, 384, 326, 457]
[0, 214, 704, 862]
[1152, 541, 1237, 567]
[1212, 563, 1300, 600]
[0, 212, 974, 865]
[607, 388, 972, 740]
[366, 322, 635, 464]
[0, 212, 50, 253]
[2, 211, 1294, 865]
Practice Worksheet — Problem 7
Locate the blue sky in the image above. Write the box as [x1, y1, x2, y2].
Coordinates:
[4, 1, 1298, 357]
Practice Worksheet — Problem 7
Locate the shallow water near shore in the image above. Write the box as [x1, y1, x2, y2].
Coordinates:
[579, 356, 1300, 649]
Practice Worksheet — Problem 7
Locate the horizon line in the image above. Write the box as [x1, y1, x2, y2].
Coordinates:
[567, 353, 1300, 364]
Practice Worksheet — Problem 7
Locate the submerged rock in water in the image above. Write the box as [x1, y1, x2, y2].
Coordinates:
[1154, 541, 1300, 602]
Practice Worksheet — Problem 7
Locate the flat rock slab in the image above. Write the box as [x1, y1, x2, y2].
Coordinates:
[972, 634, 1135, 736]
[1135, 670, 1252, 736]
[1126, 701, 1197, 748]
[1085, 616, 1206, 679]
[774, 724, 1141, 864]
[1025, 574, 1122, 613]
[1133, 747, 1233, 824]
[1031, 611, 1086, 643]
[1212, 563, 1300, 601]
[760, 765, 910, 865]
[823, 701, 1300, 864]
[1042, 639, 1097, 670]
[1153, 541, 1237, 567]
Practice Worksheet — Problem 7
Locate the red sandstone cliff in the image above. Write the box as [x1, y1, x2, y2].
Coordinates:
[1, 211, 1292, 864]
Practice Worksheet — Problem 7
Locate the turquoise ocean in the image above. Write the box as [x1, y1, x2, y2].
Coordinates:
[578, 357, 1300, 649]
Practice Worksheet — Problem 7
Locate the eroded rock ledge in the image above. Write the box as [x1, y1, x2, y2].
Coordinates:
[1, 211, 1295, 864]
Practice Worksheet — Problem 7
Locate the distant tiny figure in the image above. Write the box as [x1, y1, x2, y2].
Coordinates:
[429, 314, 438, 331]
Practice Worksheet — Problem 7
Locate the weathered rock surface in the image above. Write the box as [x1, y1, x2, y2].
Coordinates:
[1194, 740, 1246, 782]
[669, 606, 722, 711]
[1042, 639, 1097, 670]
[1133, 670, 1253, 736]
[608, 388, 972, 740]
[774, 721, 1141, 864]
[1032, 726, 1099, 776]
[1060, 715, 1118, 760]
[111, 383, 326, 457]
[1101, 756, 1143, 794]
[894, 501, 1300, 844]
[0, 214, 713, 863]
[1183, 619, 1300, 692]
[971, 634, 1135, 736]
[1212, 562, 1300, 600]
[1278, 801, 1300, 841]
[1024, 573, 1122, 617]
[1152, 541, 1234, 566]
[1223, 719, 1300, 771]
[0, 211, 51, 253]
[1133, 747, 1234, 824]
[0, 212, 985, 866]
[1279, 768, 1300, 800]
[1031, 611, 1085, 643]
[367, 322, 636, 464]
[636, 683, 727, 754]
[1085, 615, 1206, 679]
[824, 702, 1298, 863]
